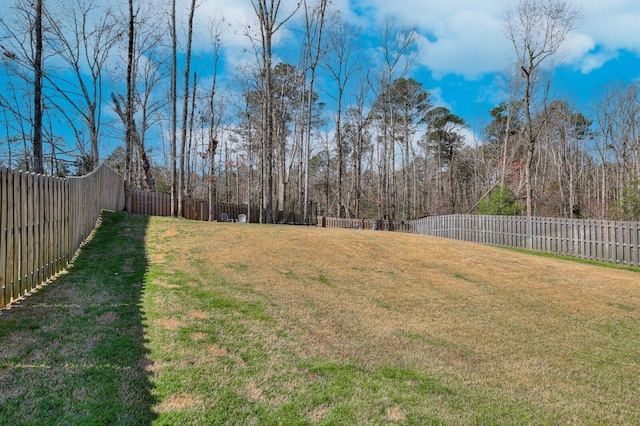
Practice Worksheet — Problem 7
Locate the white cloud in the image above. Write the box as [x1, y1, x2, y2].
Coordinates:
[579, 50, 619, 74]
[459, 127, 479, 147]
[428, 87, 451, 110]
[349, 0, 640, 79]
[578, 1, 640, 53]
[416, 9, 510, 80]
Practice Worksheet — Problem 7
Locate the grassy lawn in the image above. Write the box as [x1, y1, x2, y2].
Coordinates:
[2, 211, 640, 424]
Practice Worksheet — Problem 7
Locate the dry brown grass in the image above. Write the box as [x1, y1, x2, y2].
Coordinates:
[154, 394, 203, 413]
[143, 217, 640, 423]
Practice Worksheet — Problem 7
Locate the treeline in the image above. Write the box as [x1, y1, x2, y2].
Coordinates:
[1, 0, 639, 221]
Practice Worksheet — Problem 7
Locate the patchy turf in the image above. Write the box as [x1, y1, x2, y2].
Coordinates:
[0, 211, 155, 425]
[2, 211, 639, 424]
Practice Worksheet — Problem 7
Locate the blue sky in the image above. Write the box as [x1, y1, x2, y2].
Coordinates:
[191, 0, 640, 141]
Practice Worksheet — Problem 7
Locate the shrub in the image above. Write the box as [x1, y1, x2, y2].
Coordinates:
[616, 180, 640, 220]
[476, 184, 524, 216]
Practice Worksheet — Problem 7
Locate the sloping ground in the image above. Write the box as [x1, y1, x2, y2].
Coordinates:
[143, 216, 640, 424]
[1, 212, 639, 424]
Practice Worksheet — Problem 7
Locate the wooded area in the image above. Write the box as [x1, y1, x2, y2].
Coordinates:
[0, 0, 639, 223]
[0, 164, 124, 308]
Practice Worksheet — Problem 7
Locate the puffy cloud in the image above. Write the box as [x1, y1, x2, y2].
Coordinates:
[351, 0, 640, 79]
[428, 87, 452, 110]
[416, 9, 510, 80]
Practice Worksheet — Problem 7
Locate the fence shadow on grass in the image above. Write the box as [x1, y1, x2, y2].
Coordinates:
[0, 211, 156, 424]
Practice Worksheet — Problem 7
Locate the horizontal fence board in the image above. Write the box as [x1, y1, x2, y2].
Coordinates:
[0, 164, 124, 308]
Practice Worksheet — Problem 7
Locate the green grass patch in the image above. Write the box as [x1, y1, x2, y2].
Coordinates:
[0, 211, 155, 425]
[501, 246, 640, 273]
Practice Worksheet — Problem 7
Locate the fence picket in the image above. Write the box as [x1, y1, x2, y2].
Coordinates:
[1, 167, 8, 306]
[0, 165, 124, 308]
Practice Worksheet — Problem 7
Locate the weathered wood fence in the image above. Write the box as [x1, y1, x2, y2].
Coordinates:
[131, 191, 320, 224]
[1, 164, 125, 308]
[130, 191, 260, 223]
[319, 214, 640, 267]
[411, 215, 640, 267]
[318, 216, 411, 232]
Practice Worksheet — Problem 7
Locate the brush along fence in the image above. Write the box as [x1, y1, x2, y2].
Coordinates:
[0, 164, 124, 308]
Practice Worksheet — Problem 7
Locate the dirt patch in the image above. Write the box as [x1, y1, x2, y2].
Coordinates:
[188, 310, 209, 319]
[309, 404, 330, 422]
[269, 395, 287, 407]
[154, 280, 180, 289]
[155, 318, 185, 330]
[149, 252, 166, 263]
[190, 332, 207, 341]
[160, 228, 179, 239]
[207, 344, 227, 356]
[246, 381, 263, 401]
[386, 405, 406, 421]
[155, 394, 203, 413]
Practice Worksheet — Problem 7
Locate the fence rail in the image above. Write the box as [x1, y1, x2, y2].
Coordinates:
[1, 164, 124, 308]
[320, 214, 640, 267]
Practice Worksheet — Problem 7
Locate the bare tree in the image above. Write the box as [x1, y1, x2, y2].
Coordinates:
[324, 11, 358, 218]
[44, 0, 120, 173]
[504, 0, 581, 216]
[207, 18, 224, 221]
[0, 0, 46, 172]
[301, 0, 328, 222]
[371, 18, 418, 219]
[249, 0, 300, 223]
[177, 0, 197, 218]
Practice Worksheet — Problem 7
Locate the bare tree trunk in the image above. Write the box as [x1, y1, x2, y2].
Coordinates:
[33, 0, 44, 174]
[178, 0, 197, 217]
[186, 72, 197, 198]
[123, 0, 135, 211]
[207, 21, 223, 221]
[251, 0, 300, 223]
[170, 0, 178, 215]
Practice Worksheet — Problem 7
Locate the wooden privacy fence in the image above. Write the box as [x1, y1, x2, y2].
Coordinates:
[411, 214, 640, 267]
[130, 191, 260, 223]
[0, 164, 124, 308]
[319, 214, 640, 267]
[318, 216, 411, 232]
